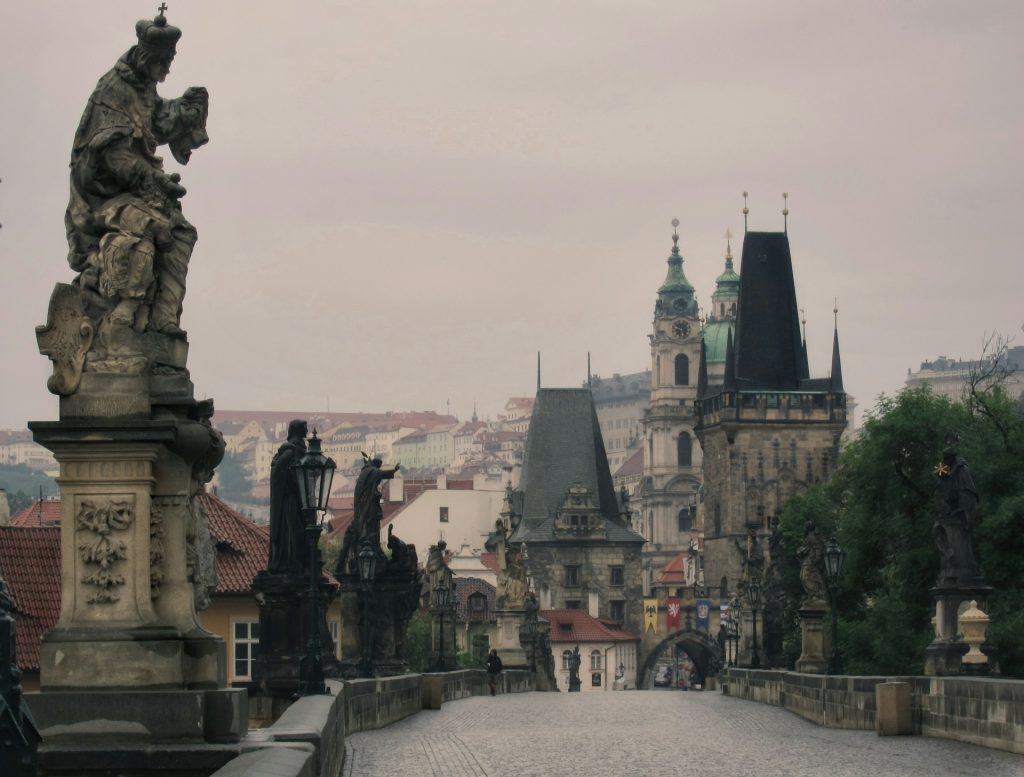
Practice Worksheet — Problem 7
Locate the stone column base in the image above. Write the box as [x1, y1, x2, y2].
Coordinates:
[796, 602, 828, 675]
[26, 687, 247, 745]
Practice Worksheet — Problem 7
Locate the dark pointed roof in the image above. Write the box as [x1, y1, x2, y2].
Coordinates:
[697, 339, 708, 396]
[830, 325, 844, 392]
[512, 388, 626, 540]
[732, 231, 805, 390]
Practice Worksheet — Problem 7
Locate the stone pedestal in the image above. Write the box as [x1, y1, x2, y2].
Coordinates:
[795, 602, 828, 674]
[28, 397, 244, 750]
[251, 571, 339, 697]
[925, 585, 996, 676]
[494, 609, 528, 668]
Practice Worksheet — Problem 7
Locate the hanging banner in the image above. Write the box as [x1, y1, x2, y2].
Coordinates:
[666, 597, 681, 631]
[643, 598, 658, 633]
[696, 598, 711, 632]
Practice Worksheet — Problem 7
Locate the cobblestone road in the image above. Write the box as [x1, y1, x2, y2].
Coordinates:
[343, 691, 1024, 777]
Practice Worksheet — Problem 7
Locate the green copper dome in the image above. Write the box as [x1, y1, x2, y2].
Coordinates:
[655, 224, 696, 318]
[702, 320, 735, 363]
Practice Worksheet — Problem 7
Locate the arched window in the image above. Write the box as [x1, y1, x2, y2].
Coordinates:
[730, 302, 737, 316]
[674, 354, 689, 386]
[677, 508, 692, 533]
[590, 650, 602, 671]
[720, 303, 725, 317]
[677, 433, 692, 467]
[562, 650, 573, 671]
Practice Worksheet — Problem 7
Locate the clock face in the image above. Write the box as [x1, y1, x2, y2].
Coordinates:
[673, 320, 690, 338]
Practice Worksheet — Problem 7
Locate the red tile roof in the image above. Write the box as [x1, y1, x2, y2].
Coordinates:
[478, 552, 499, 573]
[0, 526, 61, 671]
[454, 577, 496, 623]
[196, 493, 272, 594]
[541, 608, 639, 643]
[654, 551, 689, 586]
[8, 499, 62, 527]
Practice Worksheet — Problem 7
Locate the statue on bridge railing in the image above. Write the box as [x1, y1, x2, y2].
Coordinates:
[934, 436, 983, 587]
[797, 521, 827, 604]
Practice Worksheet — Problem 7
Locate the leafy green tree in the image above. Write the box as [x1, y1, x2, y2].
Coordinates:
[779, 383, 1024, 677]
[404, 611, 433, 672]
[0, 464, 58, 513]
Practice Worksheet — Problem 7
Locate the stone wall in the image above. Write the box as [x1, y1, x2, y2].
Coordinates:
[209, 670, 535, 777]
[725, 669, 1024, 755]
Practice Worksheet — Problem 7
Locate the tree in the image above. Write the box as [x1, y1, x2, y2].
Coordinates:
[216, 451, 254, 502]
[403, 611, 433, 672]
[779, 382, 1024, 677]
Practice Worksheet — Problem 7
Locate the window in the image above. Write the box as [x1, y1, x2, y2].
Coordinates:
[675, 354, 689, 386]
[565, 565, 580, 587]
[609, 566, 624, 587]
[592, 673, 602, 687]
[565, 600, 582, 610]
[469, 592, 487, 616]
[590, 650, 602, 670]
[232, 620, 259, 681]
[328, 619, 342, 659]
[610, 600, 625, 622]
[677, 433, 692, 467]
[562, 650, 573, 670]
[677, 508, 692, 533]
[439, 506, 449, 522]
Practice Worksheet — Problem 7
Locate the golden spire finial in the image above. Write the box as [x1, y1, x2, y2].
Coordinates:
[724, 228, 733, 261]
[782, 192, 789, 233]
[742, 192, 749, 233]
[833, 298, 838, 329]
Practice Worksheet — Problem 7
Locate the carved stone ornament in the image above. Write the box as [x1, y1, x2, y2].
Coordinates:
[36, 283, 95, 396]
[150, 503, 165, 599]
[76, 499, 134, 603]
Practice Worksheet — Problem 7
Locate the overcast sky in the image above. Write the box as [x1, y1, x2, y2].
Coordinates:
[2, 1, 1021, 430]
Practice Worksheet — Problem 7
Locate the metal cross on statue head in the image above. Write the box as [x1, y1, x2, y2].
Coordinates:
[158, 3, 169, 15]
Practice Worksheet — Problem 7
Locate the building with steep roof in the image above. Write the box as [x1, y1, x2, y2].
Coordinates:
[695, 227, 847, 667]
[590, 370, 649, 472]
[510, 388, 645, 639]
[543, 608, 640, 691]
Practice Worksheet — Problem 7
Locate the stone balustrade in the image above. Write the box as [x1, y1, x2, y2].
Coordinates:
[725, 669, 1024, 755]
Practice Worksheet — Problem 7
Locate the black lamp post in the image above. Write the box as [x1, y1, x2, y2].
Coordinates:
[824, 538, 847, 675]
[747, 578, 762, 669]
[357, 536, 378, 678]
[725, 597, 740, 667]
[434, 581, 451, 671]
[294, 430, 336, 697]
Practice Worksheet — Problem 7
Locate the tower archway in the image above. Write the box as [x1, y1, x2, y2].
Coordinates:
[640, 629, 719, 689]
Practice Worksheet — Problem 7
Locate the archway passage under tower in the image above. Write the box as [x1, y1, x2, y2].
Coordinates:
[641, 630, 719, 690]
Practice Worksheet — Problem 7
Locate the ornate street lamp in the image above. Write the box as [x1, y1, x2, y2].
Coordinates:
[294, 431, 336, 697]
[434, 580, 452, 671]
[747, 577, 762, 669]
[357, 536, 378, 678]
[824, 538, 847, 675]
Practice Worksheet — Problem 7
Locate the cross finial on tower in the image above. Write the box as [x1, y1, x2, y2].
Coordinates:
[742, 192, 749, 233]
[782, 192, 789, 233]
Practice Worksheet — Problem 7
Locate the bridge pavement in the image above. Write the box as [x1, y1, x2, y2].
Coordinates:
[342, 689, 1024, 777]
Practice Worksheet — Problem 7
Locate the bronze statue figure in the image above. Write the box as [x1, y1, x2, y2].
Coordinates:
[267, 420, 308, 575]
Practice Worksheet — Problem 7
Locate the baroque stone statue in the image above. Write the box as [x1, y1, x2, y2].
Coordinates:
[38, 7, 209, 395]
[797, 521, 827, 603]
[267, 420, 308, 575]
[934, 438, 982, 587]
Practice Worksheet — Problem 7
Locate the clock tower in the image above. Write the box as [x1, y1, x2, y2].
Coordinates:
[639, 220, 703, 593]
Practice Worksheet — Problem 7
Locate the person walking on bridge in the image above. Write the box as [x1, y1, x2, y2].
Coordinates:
[486, 649, 503, 696]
